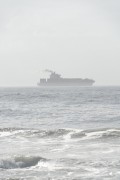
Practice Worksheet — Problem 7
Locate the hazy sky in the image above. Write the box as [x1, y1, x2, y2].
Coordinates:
[0, 0, 120, 86]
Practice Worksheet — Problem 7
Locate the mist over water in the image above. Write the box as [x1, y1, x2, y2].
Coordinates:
[0, 86, 120, 179]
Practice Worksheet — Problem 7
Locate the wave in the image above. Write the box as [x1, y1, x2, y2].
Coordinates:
[0, 128, 25, 137]
[0, 156, 46, 169]
[0, 128, 71, 138]
[0, 128, 120, 140]
[71, 129, 120, 140]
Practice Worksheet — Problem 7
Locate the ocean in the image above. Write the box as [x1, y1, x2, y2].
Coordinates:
[0, 86, 120, 180]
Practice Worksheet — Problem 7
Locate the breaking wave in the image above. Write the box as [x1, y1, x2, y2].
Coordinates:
[0, 128, 71, 138]
[0, 156, 46, 169]
[0, 128, 120, 140]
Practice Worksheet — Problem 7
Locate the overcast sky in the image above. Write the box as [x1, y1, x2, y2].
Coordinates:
[0, 0, 120, 86]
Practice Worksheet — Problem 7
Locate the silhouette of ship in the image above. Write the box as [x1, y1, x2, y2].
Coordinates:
[38, 70, 95, 86]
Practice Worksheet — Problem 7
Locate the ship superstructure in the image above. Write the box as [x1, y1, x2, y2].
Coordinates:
[38, 70, 95, 86]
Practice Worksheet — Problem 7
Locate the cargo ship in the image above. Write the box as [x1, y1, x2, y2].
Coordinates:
[38, 70, 95, 86]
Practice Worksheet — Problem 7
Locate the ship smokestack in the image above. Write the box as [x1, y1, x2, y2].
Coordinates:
[44, 69, 54, 73]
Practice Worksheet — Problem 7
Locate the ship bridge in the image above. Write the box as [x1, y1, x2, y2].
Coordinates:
[50, 72, 61, 79]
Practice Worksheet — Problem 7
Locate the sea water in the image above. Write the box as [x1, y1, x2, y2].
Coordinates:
[0, 86, 120, 180]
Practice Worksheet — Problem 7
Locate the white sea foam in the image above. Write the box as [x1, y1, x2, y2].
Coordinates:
[37, 161, 57, 171]
[0, 130, 24, 137]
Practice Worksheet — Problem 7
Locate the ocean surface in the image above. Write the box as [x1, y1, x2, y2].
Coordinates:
[0, 86, 120, 180]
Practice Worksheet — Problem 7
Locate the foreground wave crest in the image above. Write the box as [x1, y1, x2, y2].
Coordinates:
[0, 156, 46, 169]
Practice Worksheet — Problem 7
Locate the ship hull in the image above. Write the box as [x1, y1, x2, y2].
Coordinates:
[38, 82, 94, 86]
[38, 84, 94, 86]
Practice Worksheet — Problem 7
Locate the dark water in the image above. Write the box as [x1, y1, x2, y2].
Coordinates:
[0, 86, 120, 179]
